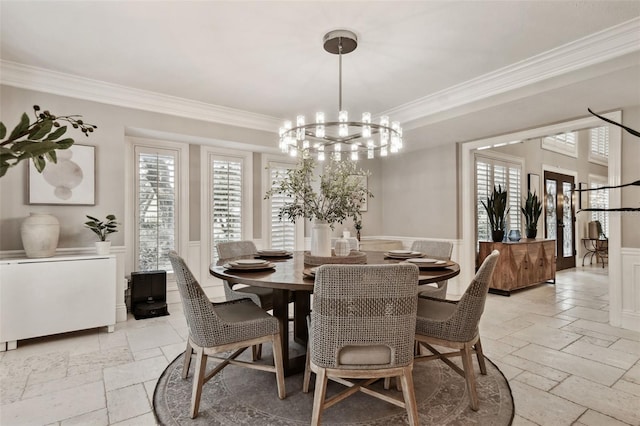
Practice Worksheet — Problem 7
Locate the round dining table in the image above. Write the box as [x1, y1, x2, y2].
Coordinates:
[210, 250, 460, 375]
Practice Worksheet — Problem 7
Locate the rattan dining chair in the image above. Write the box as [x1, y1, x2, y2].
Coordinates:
[302, 263, 420, 426]
[410, 240, 454, 299]
[413, 249, 500, 411]
[168, 251, 286, 418]
[216, 240, 275, 309]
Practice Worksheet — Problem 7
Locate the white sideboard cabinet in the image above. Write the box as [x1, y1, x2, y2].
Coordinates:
[0, 254, 116, 351]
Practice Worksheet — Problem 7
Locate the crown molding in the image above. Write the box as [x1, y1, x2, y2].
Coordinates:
[1, 18, 639, 132]
[0, 61, 281, 133]
[384, 17, 640, 127]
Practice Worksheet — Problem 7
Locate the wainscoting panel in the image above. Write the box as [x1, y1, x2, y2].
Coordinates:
[621, 247, 640, 332]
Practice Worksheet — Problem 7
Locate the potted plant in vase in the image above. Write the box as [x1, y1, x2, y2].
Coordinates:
[481, 185, 510, 242]
[265, 157, 372, 257]
[521, 190, 543, 239]
[85, 214, 118, 254]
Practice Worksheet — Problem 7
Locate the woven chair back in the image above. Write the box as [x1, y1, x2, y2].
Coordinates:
[217, 240, 257, 260]
[447, 250, 500, 341]
[410, 240, 453, 260]
[311, 264, 419, 369]
[168, 251, 225, 348]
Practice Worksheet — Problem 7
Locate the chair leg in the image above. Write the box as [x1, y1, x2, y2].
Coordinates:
[310, 368, 328, 426]
[190, 349, 208, 419]
[182, 341, 193, 379]
[460, 344, 479, 411]
[252, 344, 263, 361]
[475, 338, 487, 375]
[271, 333, 286, 400]
[302, 343, 312, 393]
[399, 366, 419, 426]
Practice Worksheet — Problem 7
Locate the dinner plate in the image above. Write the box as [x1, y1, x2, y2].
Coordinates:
[223, 262, 276, 272]
[388, 250, 413, 254]
[406, 258, 438, 264]
[384, 251, 424, 259]
[302, 267, 317, 278]
[256, 250, 292, 258]
[234, 259, 269, 265]
[409, 260, 455, 269]
[258, 249, 288, 255]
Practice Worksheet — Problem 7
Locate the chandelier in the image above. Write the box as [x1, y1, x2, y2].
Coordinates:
[279, 29, 403, 161]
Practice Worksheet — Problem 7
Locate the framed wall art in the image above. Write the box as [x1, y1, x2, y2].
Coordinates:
[28, 144, 95, 205]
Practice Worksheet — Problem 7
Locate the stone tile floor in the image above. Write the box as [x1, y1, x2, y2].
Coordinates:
[1, 265, 638, 425]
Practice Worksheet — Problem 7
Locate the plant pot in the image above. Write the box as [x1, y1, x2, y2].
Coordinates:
[491, 230, 505, 242]
[311, 220, 332, 257]
[20, 213, 60, 258]
[526, 228, 538, 239]
[95, 241, 111, 255]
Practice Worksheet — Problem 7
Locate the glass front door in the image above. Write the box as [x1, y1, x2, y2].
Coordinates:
[544, 170, 576, 271]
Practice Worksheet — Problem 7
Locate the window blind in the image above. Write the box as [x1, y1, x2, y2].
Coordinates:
[589, 126, 609, 164]
[269, 166, 296, 251]
[475, 155, 522, 244]
[136, 149, 177, 272]
[211, 159, 243, 261]
[541, 131, 577, 157]
[589, 181, 609, 238]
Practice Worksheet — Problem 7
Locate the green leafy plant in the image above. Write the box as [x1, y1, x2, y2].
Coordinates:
[0, 105, 97, 178]
[481, 185, 510, 232]
[521, 191, 543, 238]
[265, 157, 373, 227]
[84, 214, 118, 241]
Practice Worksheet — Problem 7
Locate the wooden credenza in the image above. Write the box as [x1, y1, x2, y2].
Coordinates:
[478, 239, 555, 295]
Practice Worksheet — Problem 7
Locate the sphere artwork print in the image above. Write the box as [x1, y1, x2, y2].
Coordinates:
[42, 149, 83, 200]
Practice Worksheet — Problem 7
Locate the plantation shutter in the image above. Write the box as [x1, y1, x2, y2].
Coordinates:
[135, 148, 177, 272]
[542, 131, 577, 157]
[475, 155, 522, 244]
[589, 181, 609, 238]
[269, 165, 296, 251]
[589, 126, 609, 165]
[211, 158, 243, 261]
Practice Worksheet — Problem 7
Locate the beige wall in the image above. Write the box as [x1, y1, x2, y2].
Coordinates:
[0, 85, 275, 251]
[379, 143, 458, 239]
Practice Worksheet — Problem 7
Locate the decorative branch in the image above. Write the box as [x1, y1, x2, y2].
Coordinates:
[0, 105, 97, 178]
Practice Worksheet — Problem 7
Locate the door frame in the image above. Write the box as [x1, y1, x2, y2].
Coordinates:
[542, 167, 577, 270]
[460, 111, 622, 325]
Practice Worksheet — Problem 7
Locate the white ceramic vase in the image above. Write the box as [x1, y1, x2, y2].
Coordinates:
[95, 241, 111, 255]
[20, 213, 60, 258]
[311, 220, 332, 257]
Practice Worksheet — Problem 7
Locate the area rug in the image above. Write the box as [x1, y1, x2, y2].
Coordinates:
[154, 346, 514, 425]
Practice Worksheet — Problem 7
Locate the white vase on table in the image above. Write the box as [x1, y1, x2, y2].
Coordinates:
[95, 241, 111, 255]
[311, 220, 332, 257]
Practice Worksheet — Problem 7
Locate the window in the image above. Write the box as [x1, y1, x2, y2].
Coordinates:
[541, 131, 577, 158]
[266, 161, 298, 251]
[135, 146, 178, 272]
[475, 154, 522, 244]
[589, 176, 609, 238]
[211, 158, 243, 261]
[589, 126, 609, 165]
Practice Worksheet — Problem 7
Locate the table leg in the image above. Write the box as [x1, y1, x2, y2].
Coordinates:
[272, 289, 308, 376]
[294, 291, 310, 345]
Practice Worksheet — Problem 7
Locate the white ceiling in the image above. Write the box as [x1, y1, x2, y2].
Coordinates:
[1, 1, 640, 149]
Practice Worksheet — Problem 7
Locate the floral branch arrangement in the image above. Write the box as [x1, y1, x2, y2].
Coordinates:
[0, 105, 97, 178]
[265, 157, 373, 228]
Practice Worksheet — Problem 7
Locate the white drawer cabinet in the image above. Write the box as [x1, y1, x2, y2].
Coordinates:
[0, 254, 116, 351]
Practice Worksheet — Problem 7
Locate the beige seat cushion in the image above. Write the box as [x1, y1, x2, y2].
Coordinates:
[338, 345, 392, 366]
